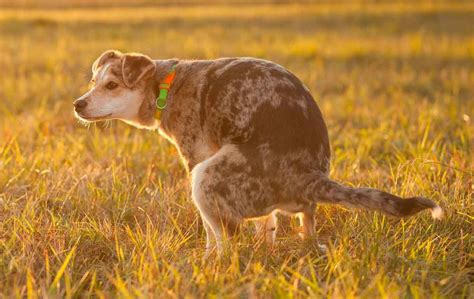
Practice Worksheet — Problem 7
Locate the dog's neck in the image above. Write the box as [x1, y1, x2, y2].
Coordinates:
[153, 59, 180, 97]
[134, 59, 180, 129]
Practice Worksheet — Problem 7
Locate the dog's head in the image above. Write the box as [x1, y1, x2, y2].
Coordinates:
[74, 50, 158, 128]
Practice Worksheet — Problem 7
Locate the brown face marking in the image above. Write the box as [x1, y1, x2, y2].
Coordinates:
[121, 54, 156, 88]
[92, 50, 121, 74]
[75, 51, 159, 127]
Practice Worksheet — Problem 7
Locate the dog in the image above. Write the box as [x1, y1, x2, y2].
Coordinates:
[74, 50, 443, 255]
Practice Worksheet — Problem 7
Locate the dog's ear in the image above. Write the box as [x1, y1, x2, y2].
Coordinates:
[121, 53, 156, 88]
[92, 50, 122, 73]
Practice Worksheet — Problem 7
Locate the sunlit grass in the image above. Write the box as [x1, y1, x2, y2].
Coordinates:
[0, 2, 473, 298]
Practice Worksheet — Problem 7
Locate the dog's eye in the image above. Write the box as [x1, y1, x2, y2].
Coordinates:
[105, 82, 118, 90]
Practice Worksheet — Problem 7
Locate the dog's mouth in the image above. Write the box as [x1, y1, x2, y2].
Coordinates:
[76, 112, 112, 121]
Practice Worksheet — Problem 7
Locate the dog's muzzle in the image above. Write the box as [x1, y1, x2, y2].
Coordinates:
[73, 99, 88, 113]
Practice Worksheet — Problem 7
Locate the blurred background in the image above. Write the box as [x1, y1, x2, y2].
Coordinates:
[0, 1, 472, 297]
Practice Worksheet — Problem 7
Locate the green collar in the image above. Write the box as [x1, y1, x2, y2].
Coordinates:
[155, 63, 178, 118]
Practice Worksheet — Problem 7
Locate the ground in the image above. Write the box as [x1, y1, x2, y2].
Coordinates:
[0, 2, 473, 298]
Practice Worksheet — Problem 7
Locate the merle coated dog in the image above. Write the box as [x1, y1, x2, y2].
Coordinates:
[74, 50, 443, 255]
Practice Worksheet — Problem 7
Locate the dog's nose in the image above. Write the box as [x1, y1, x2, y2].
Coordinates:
[73, 99, 88, 112]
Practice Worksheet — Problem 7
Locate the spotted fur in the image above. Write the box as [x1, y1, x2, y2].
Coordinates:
[75, 51, 443, 256]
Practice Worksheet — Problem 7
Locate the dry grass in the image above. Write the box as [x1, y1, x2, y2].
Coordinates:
[0, 2, 473, 298]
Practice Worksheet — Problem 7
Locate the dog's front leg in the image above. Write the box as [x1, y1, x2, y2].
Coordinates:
[255, 211, 278, 247]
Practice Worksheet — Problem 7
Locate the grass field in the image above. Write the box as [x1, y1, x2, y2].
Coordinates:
[0, 2, 473, 298]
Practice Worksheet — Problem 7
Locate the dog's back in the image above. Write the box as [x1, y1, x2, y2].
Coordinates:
[200, 58, 331, 172]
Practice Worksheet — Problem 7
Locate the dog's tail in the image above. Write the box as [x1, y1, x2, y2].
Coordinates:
[305, 172, 443, 219]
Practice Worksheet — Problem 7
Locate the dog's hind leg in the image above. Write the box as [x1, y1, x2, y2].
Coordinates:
[297, 206, 315, 239]
[202, 220, 216, 258]
[191, 146, 245, 256]
[297, 204, 327, 252]
[193, 183, 241, 256]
